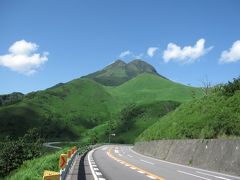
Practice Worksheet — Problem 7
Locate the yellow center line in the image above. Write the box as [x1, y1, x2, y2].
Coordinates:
[107, 147, 165, 180]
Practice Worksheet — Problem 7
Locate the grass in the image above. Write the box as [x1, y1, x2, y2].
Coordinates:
[5, 148, 68, 180]
[5, 145, 90, 180]
[137, 91, 240, 141]
[0, 78, 119, 140]
[106, 73, 203, 105]
[112, 101, 181, 144]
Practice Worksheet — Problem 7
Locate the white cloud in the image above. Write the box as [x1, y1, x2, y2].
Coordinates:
[147, 47, 158, 57]
[163, 39, 212, 63]
[0, 40, 48, 75]
[220, 40, 240, 63]
[119, 50, 131, 58]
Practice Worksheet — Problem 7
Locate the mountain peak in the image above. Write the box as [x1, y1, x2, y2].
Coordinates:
[84, 59, 164, 86]
[114, 59, 126, 65]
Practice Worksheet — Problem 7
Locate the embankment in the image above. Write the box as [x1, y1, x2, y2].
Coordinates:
[133, 139, 240, 176]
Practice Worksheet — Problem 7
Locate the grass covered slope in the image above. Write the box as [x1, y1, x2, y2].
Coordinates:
[113, 101, 181, 143]
[0, 78, 118, 140]
[107, 73, 203, 105]
[137, 83, 240, 141]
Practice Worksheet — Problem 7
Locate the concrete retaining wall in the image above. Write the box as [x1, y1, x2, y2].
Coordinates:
[133, 139, 240, 176]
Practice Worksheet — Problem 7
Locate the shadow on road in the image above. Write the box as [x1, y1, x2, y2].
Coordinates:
[77, 151, 88, 180]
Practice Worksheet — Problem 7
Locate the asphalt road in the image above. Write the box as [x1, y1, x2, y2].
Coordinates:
[42, 142, 62, 149]
[87, 145, 240, 180]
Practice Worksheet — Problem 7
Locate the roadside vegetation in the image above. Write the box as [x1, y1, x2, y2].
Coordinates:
[0, 129, 43, 178]
[137, 77, 240, 141]
[5, 145, 91, 180]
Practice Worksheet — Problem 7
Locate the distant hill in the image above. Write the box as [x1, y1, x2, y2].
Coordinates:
[0, 92, 24, 106]
[0, 78, 118, 140]
[84, 59, 165, 86]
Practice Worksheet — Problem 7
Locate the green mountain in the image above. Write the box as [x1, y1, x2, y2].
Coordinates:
[0, 59, 202, 142]
[0, 92, 24, 106]
[137, 78, 240, 142]
[84, 59, 165, 86]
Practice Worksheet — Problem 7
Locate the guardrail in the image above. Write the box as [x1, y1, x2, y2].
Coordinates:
[43, 146, 78, 180]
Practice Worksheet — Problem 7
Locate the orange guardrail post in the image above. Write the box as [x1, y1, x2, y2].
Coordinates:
[71, 147, 75, 154]
[74, 146, 77, 152]
[43, 170, 60, 180]
[59, 154, 68, 170]
[67, 150, 72, 159]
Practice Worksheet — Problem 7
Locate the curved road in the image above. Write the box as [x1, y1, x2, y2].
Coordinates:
[85, 145, 240, 180]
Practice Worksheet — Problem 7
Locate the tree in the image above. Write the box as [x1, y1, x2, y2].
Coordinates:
[201, 76, 211, 96]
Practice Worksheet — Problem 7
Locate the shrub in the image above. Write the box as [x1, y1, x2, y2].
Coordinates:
[0, 129, 43, 177]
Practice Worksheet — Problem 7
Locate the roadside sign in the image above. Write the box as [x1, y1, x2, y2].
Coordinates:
[43, 170, 60, 180]
[59, 154, 67, 169]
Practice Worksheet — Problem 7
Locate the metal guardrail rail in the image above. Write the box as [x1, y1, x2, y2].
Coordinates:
[60, 149, 79, 180]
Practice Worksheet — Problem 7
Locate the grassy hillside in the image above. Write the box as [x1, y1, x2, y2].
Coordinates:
[112, 101, 181, 143]
[0, 60, 203, 143]
[0, 78, 118, 140]
[106, 73, 203, 105]
[137, 80, 240, 141]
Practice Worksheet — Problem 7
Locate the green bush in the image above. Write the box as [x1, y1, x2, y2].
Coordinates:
[222, 77, 240, 96]
[0, 129, 43, 177]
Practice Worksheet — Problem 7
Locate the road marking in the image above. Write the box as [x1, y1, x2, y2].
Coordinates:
[115, 150, 119, 153]
[88, 146, 108, 180]
[147, 175, 157, 179]
[118, 154, 122, 156]
[107, 147, 165, 180]
[96, 172, 102, 176]
[140, 159, 154, 165]
[130, 148, 240, 179]
[88, 150, 99, 180]
[138, 170, 145, 174]
[127, 155, 133, 158]
[196, 171, 232, 180]
[178, 170, 212, 180]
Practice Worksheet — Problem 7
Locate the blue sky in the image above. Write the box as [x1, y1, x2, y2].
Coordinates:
[0, 0, 240, 94]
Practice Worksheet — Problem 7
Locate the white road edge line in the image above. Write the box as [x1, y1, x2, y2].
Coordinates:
[130, 147, 240, 179]
[196, 171, 232, 180]
[178, 170, 212, 180]
[88, 150, 98, 180]
[140, 159, 154, 165]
